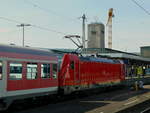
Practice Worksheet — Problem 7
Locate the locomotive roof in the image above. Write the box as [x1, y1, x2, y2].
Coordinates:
[79, 56, 120, 64]
[0, 44, 56, 57]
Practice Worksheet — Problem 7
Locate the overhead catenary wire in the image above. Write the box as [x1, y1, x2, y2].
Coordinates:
[137, 0, 145, 5]
[0, 16, 68, 35]
[23, 0, 80, 24]
[31, 25, 68, 35]
[131, 0, 150, 15]
[0, 16, 22, 24]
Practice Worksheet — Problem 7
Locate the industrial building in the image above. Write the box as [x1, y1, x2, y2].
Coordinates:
[87, 22, 105, 48]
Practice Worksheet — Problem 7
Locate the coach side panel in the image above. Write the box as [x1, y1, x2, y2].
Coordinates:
[0, 58, 59, 100]
[0, 60, 7, 98]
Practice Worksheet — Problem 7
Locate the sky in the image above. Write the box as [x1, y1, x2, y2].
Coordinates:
[0, 0, 150, 52]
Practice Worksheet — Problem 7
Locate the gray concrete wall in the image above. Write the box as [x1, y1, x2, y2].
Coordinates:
[87, 23, 105, 48]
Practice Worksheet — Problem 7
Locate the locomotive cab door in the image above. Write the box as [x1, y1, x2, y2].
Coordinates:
[71, 61, 80, 84]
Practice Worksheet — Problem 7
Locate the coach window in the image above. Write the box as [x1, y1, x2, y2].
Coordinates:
[52, 64, 57, 79]
[0, 62, 2, 79]
[27, 63, 37, 79]
[9, 63, 22, 80]
[41, 64, 50, 78]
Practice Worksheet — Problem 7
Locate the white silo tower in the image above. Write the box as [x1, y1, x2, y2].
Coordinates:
[87, 22, 105, 48]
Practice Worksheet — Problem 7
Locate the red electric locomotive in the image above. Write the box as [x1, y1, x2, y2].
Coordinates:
[59, 54, 125, 94]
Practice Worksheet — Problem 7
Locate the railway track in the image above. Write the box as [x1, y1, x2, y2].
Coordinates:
[141, 107, 150, 113]
[3, 87, 125, 113]
[117, 99, 150, 113]
[3, 86, 150, 113]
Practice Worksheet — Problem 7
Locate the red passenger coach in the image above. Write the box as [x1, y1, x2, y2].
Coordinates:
[59, 54, 125, 94]
[0, 45, 58, 110]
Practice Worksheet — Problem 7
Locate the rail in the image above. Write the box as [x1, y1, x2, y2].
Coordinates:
[141, 107, 150, 113]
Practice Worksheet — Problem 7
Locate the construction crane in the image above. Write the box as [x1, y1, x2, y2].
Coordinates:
[106, 8, 114, 49]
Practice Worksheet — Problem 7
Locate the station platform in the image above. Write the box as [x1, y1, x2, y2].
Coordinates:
[86, 85, 150, 113]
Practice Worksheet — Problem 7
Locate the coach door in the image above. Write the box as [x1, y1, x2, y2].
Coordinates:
[25, 63, 39, 89]
[0, 61, 4, 96]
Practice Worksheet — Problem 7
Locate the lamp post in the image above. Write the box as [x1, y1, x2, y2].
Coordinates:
[17, 24, 31, 47]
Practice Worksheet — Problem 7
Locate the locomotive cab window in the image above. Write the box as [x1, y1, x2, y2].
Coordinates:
[70, 61, 74, 69]
[9, 63, 22, 80]
[41, 64, 50, 78]
[27, 63, 37, 79]
[0, 62, 2, 80]
[52, 64, 57, 79]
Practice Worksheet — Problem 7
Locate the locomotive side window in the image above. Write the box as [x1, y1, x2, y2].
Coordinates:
[41, 64, 50, 78]
[70, 61, 74, 69]
[0, 62, 2, 80]
[52, 64, 57, 79]
[9, 63, 22, 80]
[27, 63, 37, 79]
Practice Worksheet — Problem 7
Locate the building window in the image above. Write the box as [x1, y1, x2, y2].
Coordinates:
[52, 64, 57, 79]
[0, 62, 2, 80]
[41, 64, 50, 78]
[101, 30, 104, 34]
[27, 63, 37, 79]
[91, 31, 96, 35]
[9, 63, 22, 80]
